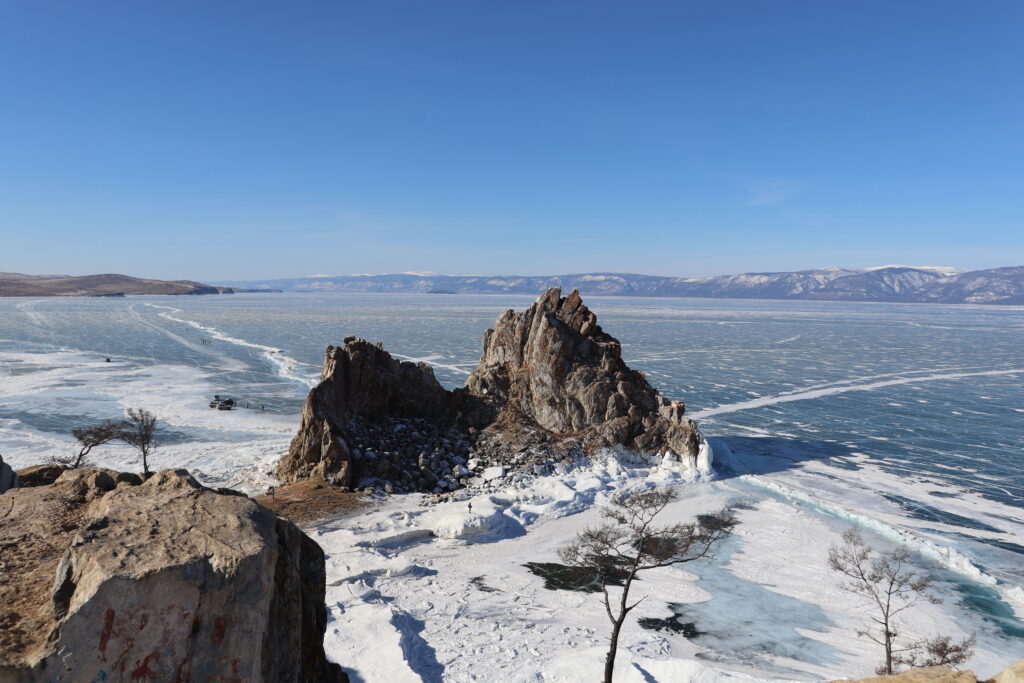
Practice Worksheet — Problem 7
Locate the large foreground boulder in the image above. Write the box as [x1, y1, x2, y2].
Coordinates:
[0, 468, 345, 683]
[277, 288, 711, 490]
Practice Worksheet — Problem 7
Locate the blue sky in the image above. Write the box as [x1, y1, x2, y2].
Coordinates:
[1, 1, 1021, 280]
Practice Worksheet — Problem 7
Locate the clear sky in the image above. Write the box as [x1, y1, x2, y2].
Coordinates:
[1, 1, 1021, 280]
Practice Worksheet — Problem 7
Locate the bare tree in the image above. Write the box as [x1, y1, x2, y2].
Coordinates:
[54, 419, 126, 469]
[559, 488, 736, 683]
[829, 528, 974, 675]
[897, 634, 976, 670]
[121, 408, 158, 477]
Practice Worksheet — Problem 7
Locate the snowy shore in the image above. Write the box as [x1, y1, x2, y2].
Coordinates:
[311, 450, 1023, 682]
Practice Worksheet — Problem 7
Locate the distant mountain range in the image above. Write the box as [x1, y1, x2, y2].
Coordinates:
[0, 273, 272, 297]
[214, 265, 1024, 305]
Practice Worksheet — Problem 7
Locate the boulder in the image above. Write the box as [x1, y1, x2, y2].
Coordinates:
[482, 466, 506, 482]
[0, 468, 345, 683]
[0, 454, 17, 493]
[14, 463, 65, 487]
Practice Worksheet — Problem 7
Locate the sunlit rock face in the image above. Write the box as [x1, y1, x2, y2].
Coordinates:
[279, 338, 458, 486]
[466, 287, 707, 464]
[0, 468, 346, 683]
[277, 288, 711, 490]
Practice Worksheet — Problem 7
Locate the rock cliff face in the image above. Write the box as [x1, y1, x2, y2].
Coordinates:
[466, 287, 705, 464]
[277, 288, 710, 491]
[280, 337, 461, 486]
[0, 468, 345, 683]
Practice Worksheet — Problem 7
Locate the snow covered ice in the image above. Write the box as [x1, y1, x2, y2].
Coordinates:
[313, 449, 1023, 682]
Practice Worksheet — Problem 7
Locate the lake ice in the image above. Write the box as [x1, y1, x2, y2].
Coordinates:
[1, 293, 1022, 680]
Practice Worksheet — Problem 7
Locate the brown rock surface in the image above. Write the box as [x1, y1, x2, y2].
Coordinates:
[277, 288, 710, 491]
[0, 468, 345, 683]
[831, 667, 976, 682]
[829, 658, 1024, 683]
[466, 287, 704, 462]
[14, 463, 66, 487]
[255, 478, 367, 525]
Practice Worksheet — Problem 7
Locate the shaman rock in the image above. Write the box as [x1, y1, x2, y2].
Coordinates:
[279, 288, 712, 491]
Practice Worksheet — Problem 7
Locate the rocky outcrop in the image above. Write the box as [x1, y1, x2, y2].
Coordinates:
[278, 288, 711, 492]
[0, 454, 17, 493]
[466, 287, 706, 468]
[0, 468, 345, 683]
[279, 337, 463, 486]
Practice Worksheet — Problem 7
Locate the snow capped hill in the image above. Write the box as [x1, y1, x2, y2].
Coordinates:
[803, 267, 947, 300]
[865, 265, 963, 276]
[913, 266, 1024, 304]
[214, 265, 1024, 305]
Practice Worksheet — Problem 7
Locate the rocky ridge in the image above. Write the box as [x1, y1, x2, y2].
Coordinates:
[0, 467, 345, 683]
[276, 288, 710, 494]
[0, 272, 239, 297]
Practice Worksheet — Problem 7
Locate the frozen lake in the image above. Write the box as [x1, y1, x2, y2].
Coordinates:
[1, 292, 1022, 679]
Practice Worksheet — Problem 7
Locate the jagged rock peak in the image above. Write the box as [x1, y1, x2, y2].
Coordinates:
[467, 287, 707, 465]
